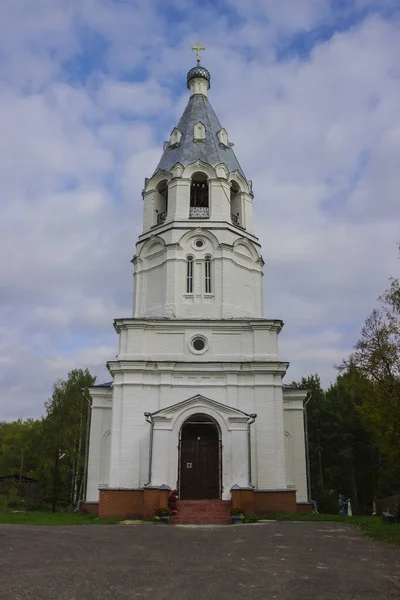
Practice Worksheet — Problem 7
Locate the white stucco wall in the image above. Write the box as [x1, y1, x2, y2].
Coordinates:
[115, 319, 282, 363]
[283, 389, 309, 502]
[133, 227, 263, 320]
[86, 318, 310, 503]
[86, 387, 112, 502]
[102, 346, 288, 495]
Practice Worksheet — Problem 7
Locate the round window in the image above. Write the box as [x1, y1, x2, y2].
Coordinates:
[192, 337, 205, 351]
[195, 239, 204, 248]
[189, 335, 208, 354]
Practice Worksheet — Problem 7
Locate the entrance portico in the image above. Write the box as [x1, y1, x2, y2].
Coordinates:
[148, 395, 253, 500]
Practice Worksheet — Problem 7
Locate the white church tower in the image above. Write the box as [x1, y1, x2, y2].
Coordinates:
[84, 48, 311, 521]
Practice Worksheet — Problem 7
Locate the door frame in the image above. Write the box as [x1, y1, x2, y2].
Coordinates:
[178, 413, 222, 499]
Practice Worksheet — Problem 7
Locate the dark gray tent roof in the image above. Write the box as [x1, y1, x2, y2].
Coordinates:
[155, 93, 245, 178]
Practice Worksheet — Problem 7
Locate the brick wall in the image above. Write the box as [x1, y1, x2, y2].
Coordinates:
[143, 488, 170, 519]
[296, 502, 313, 513]
[80, 502, 99, 516]
[231, 489, 298, 515]
[94, 488, 299, 519]
[99, 489, 144, 519]
[231, 489, 255, 514]
[254, 490, 297, 514]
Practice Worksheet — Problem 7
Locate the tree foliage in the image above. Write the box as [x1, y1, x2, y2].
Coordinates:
[0, 369, 95, 509]
[341, 278, 400, 467]
[298, 277, 400, 512]
[293, 372, 378, 513]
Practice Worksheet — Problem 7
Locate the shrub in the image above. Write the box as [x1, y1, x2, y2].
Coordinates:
[230, 507, 245, 516]
[155, 507, 172, 517]
[244, 514, 258, 523]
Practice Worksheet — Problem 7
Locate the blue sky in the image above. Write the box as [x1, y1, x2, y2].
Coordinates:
[0, 0, 399, 420]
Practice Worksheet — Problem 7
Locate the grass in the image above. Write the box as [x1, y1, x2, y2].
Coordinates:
[1, 510, 399, 546]
[261, 512, 400, 545]
[0, 511, 119, 526]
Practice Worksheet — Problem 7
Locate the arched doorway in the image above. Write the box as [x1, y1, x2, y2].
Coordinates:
[179, 414, 220, 499]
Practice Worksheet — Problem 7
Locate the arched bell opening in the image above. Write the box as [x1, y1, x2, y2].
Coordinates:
[155, 179, 168, 225]
[179, 413, 221, 499]
[189, 172, 209, 219]
[230, 181, 242, 227]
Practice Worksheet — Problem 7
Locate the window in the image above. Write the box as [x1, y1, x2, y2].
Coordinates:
[189, 335, 208, 355]
[170, 128, 182, 146]
[205, 257, 212, 294]
[230, 181, 242, 227]
[194, 122, 206, 141]
[218, 128, 228, 146]
[190, 172, 209, 218]
[186, 256, 193, 293]
[155, 180, 168, 225]
[192, 337, 205, 351]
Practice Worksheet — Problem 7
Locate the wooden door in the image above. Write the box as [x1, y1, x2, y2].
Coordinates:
[179, 422, 220, 499]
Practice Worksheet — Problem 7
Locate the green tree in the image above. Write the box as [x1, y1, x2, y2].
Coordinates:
[0, 419, 43, 480]
[324, 370, 378, 512]
[342, 279, 400, 468]
[294, 372, 378, 513]
[44, 368, 96, 507]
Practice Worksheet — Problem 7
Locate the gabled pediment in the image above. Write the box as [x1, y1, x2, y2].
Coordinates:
[150, 394, 250, 424]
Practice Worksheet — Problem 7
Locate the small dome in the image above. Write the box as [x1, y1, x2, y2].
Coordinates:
[187, 65, 211, 89]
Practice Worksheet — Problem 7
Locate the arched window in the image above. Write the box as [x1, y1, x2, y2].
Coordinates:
[190, 172, 209, 218]
[155, 180, 168, 225]
[205, 256, 212, 294]
[186, 256, 194, 293]
[230, 181, 241, 227]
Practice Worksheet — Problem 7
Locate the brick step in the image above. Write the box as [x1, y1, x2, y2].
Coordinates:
[170, 499, 232, 524]
[176, 509, 230, 512]
[177, 500, 231, 504]
[177, 501, 231, 508]
[177, 506, 230, 511]
[171, 518, 231, 524]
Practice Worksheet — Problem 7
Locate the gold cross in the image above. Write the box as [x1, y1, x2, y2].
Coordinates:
[191, 42, 206, 62]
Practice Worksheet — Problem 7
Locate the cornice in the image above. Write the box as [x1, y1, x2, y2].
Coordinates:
[107, 360, 289, 374]
[138, 221, 260, 246]
[113, 317, 284, 333]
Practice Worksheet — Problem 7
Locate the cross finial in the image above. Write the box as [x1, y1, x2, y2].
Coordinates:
[191, 42, 206, 64]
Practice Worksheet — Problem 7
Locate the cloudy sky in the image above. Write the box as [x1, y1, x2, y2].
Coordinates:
[1, 0, 399, 421]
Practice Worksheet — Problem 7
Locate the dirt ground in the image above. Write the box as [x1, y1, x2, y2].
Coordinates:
[0, 521, 399, 599]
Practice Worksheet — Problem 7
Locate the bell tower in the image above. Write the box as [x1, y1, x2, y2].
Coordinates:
[134, 57, 263, 320]
[85, 48, 309, 520]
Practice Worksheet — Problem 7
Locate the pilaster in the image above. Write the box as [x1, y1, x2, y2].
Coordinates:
[209, 178, 230, 221]
[168, 178, 191, 221]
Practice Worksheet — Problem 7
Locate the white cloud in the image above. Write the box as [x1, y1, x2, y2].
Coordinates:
[0, 1, 399, 420]
[97, 79, 172, 116]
